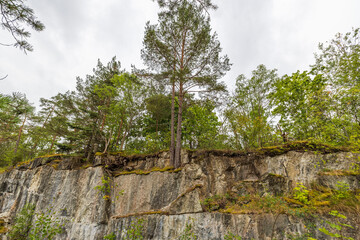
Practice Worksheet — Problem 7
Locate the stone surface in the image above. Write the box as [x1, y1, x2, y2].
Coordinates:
[0, 149, 359, 239]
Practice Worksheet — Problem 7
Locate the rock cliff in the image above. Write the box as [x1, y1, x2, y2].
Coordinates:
[0, 143, 359, 239]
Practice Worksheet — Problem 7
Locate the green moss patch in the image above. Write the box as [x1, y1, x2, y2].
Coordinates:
[268, 173, 285, 178]
[257, 141, 345, 157]
[193, 141, 347, 159]
[0, 167, 9, 174]
[319, 169, 360, 176]
[201, 184, 360, 216]
[0, 219, 7, 234]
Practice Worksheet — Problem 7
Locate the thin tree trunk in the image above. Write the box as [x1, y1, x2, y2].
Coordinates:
[114, 118, 124, 149]
[100, 113, 107, 131]
[120, 117, 134, 151]
[100, 99, 110, 131]
[103, 129, 113, 154]
[14, 113, 27, 154]
[174, 85, 183, 168]
[120, 131, 128, 151]
[170, 80, 176, 166]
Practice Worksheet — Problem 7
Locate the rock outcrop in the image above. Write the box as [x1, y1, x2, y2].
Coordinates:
[0, 143, 359, 239]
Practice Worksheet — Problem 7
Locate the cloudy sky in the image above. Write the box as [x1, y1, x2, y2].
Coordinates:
[1, 0, 359, 108]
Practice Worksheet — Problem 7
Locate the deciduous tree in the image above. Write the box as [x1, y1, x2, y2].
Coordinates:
[226, 65, 277, 149]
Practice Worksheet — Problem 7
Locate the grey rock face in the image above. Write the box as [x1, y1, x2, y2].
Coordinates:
[0, 150, 359, 239]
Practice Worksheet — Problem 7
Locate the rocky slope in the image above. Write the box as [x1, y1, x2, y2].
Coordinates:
[0, 142, 359, 239]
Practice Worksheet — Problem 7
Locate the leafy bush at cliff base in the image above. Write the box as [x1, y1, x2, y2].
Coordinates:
[8, 204, 35, 240]
[8, 204, 63, 240]
[179, 218, 198, 240]
[103, 232, 116, 240]
[224, 231, 242, 240]
[28, 208, 64, 240]
[124, 218, 144, 240]
[103, 218, 144, 240]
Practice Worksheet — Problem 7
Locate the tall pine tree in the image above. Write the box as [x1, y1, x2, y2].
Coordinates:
[142, 0, 230, 167]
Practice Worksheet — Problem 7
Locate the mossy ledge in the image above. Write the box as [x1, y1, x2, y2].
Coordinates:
[319, 169, 360, 176]
[8, 141, 353, 172]
[112, 210, 168, 219]
[193, 140, 348, 158]
[113, 166, 182, 177]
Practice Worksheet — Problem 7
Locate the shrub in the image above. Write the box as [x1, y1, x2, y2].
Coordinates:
[293, 183, 310, 205]
[317, 211, 354, 240]
[8, 204, 35, 240]
[179, 218, 198, 240]
[224, 231, 242, 240]
[8, 204, 63, 240]
[332, 181, 350, 201]
[104, 232, 116, 240]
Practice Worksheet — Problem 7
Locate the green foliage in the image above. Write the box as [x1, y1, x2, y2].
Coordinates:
[179, 218, 198, 240]
[270, 71, 335, 143]
[266, 28, 360, 147]
[103, 232, 116, 240]
[317, 211, 354, 240]
[224, 232, 242, 240]
[227, 64, 278, 149]
[286, 232, 315, 240]
[201, 194, 227, 212]
[140, 94, 172, 152]
[28, 207, 63, 240]
[95, 176, 124, 201]
[0, 0, 45, 52]
[333, 181, 350, 202]
[8, 204, 63, 240]
[182, 101, 224, 149]
[95, 176, 112, 200]
[293, 183, 310, 205]
[8, 204, 35, 240]
[0, 93, 35, 166]
[202, 193, 295, 215]
[1, 18, 360, 168]
[142, 0, 230, 166]
[123, 218, 144, 240]
[103, 219, 145, 240]
[0, 166, 8, 174]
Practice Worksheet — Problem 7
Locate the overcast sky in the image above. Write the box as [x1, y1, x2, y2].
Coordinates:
[1, 0, 359, 108]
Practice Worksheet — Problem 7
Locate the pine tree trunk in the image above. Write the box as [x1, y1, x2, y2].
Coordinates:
[174, 85, 183, 168]
[174, 29, 187, 168]
[170, 80, 176, 166]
